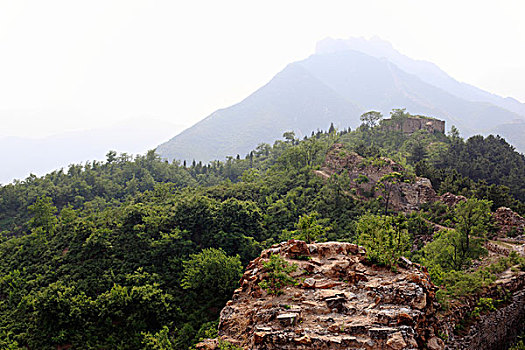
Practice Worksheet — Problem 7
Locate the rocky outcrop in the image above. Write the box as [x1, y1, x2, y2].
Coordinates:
[397, 178, 437, 212]
[317, 144, 437, 213]
[199, 240, 443, 349]
[321, 144, 403, 180]
[437, 192, 467, 207]
[493, 207, 525, 237]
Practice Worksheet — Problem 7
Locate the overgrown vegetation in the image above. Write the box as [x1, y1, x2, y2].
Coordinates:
[258, 254, 298, 295]
[0, 109, 523, 348]
[357, 214, 410, 268]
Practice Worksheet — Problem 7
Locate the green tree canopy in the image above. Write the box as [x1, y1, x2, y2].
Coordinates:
[182, 248, 243, 305]
[360, 111, 383, 128]
[357, 214, 410, 268]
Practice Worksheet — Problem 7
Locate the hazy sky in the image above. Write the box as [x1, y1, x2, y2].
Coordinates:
[1, 0, 524, 138]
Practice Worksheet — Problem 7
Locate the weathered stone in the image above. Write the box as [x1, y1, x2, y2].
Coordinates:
[369, 327, 397, 339]
[412, 293, 427, 310]
[314, 279, 342, 289]
[327, 323, 342, 333]
[208, 240, 440, 349]
[316, 289, 345, 300]
[386, 331, 407, 350]
[325, 295, 347, 313]
[195, 339, 218, 350]
[427, 336, 444, 350]
[303, 278, 316, 288]
[253, 332, 267, 344]
[276, 313, 299, 327]
[493, 206, 525, 237]
[346, 324, 368, 335]
[294, 335, 311, 344]
[438, 192, 467, 207]
[286, 239, 309, 256]
[397, 312, 414, 326]
[303, 262, 317, 274]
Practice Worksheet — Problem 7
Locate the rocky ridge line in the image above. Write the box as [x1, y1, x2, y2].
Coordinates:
[315, 144, 437, 213]
[198, 240, 444, 350]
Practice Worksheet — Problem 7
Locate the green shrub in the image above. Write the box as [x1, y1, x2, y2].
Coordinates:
[357, 214, 410, 268]
[471, 297, 497, 318]
[289, 212, 329, 243]
[218, 339, 243, 350]
[258, 254, 298, 295]
[356, 174, 369, 184]
[509, 340, 525, 350]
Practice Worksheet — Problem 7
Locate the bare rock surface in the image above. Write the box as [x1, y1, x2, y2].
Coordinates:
[199, 240, 442, 349]
[493, 206, 525, 237]
[437, 192, 467, 207]
[318, 144, 437, 213]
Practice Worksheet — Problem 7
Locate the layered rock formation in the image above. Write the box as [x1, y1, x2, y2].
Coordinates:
[198, 240, 443, 349]
[316, 144, 437, 212]
[493, 207, 525, 237]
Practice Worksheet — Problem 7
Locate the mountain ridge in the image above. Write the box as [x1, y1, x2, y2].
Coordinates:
[0, 118, 185, 184]
[316, 36, 525, 116]
[157, 38, 525, 162]
[157, 63, 362, 161]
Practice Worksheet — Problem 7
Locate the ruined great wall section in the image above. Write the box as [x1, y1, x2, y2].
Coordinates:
[196, 133, 525, 349]
[441, 273, 525, 350]
[197, 240, 525, 349]
[381, 116, 446, 134]
[198, 240, 444, 349]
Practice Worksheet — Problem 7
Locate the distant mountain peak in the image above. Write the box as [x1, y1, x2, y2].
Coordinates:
[317, 36, 396, 57]
[316, 36, 525, 117]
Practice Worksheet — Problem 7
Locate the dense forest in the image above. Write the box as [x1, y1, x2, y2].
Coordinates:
[0, 110, 524, 349]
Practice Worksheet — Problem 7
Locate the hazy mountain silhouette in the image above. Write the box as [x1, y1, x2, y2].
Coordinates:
[316, 37, 525, 117]
[0, 118, 185, 184]
[156, 64, 362, 161]
[488, 121, 525, 153]
[157, 38, 525, 161]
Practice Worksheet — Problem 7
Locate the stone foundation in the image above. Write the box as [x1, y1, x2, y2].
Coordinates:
[442, 273, 525, 350]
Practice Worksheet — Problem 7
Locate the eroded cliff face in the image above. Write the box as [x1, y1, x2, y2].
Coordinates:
[198, 240, 444, 350]
[315, 144, 437, 213]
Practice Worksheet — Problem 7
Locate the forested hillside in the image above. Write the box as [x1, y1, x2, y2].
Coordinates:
[0, 110, 524, 349]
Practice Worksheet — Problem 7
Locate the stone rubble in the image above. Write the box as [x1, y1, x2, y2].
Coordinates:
[493, 206, 525, 237]
[437, 192, 467, 207]
[317, 144, 437, 213]
[197, 240, 442, 349]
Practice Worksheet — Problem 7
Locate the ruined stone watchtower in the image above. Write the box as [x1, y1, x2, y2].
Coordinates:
[381, 115, 445, 134]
